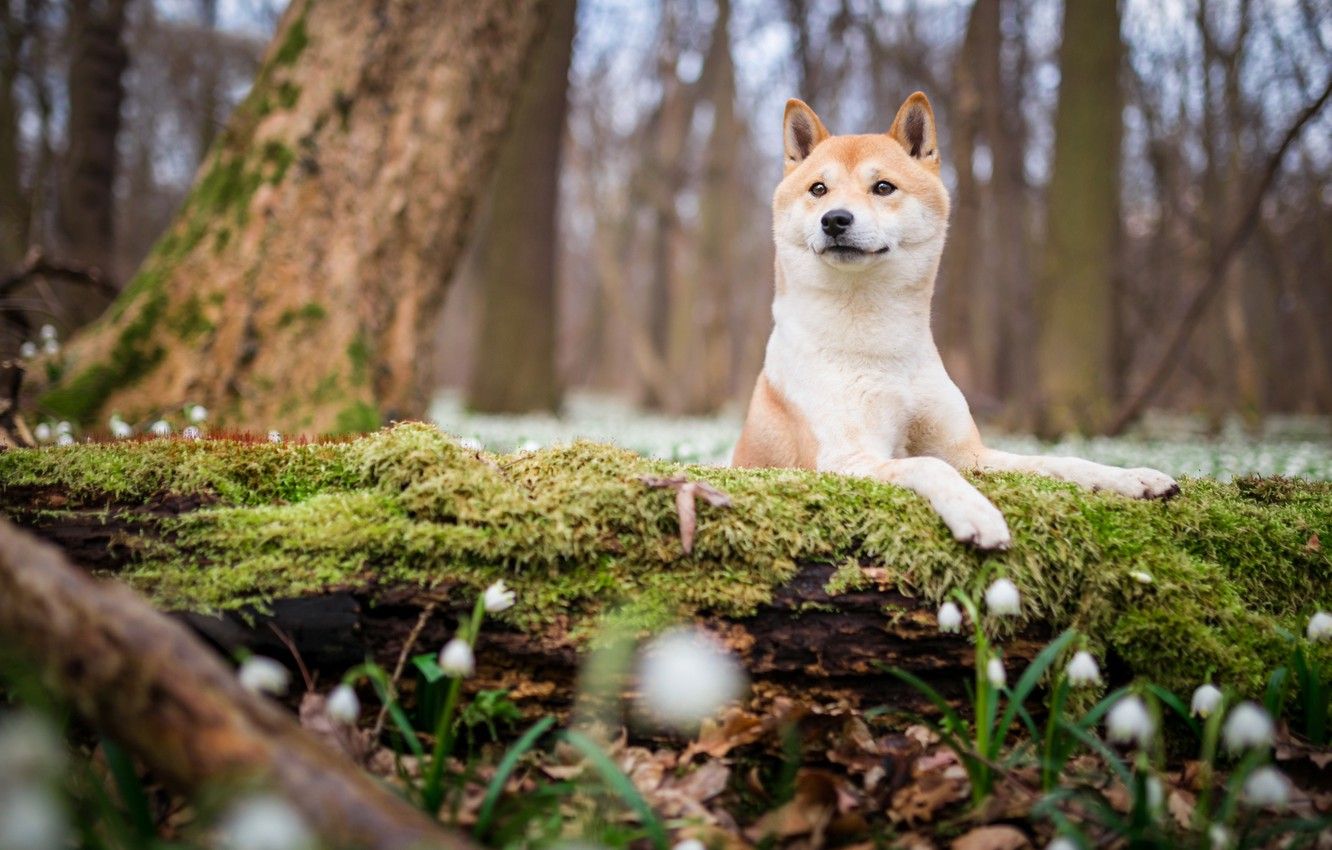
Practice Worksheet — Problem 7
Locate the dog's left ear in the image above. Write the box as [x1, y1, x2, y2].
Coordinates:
[888, 92, 940, 173]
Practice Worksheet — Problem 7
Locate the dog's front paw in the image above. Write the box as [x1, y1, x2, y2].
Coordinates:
[1100, 467, 1179, 500]
[934, 492, 1012, 551]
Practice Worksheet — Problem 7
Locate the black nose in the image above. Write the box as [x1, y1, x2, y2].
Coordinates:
[821, 209, 854, 236]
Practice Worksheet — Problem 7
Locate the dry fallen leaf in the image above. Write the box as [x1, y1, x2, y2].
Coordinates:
[745, 769, 843, 846]
[684, 708, 766, 761]
[889, 771, 968, 826]
[1167, 788, 1196, 829]
[950, 825, 1030, 850]
[638, 474, 732, 555]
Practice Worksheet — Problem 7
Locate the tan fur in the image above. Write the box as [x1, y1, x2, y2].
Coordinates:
[733, 374, 818, 468]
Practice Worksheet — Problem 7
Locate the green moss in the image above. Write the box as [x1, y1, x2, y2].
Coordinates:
[1, 424, 1328, 698]
[347, 333, 370, 386]
[277, 302, 328, 329]
[824, 558, 871, 596]
[261, 141, 295, 185]
[334, 401, 380, 434]
[166, 295, 213, 341]
[273, 15, 308, 67]
[275, 81, 301, 109]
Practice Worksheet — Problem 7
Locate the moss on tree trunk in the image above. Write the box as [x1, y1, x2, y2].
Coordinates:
[1, 423, 1329, 700]
[33, 0, 551, 434]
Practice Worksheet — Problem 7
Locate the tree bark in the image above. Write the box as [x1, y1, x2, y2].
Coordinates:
[0, 519, 477, 850]
[57, 0, 130, 279]
[1035, 0, 1123, 436]
[37, 0, 552, 434]
[0, 0, 27, 271]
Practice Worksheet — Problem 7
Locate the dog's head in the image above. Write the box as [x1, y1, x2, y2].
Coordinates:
[772, 93, 949, 285]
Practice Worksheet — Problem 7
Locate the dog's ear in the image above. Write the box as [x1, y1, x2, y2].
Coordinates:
[783, 99, 830, 170]
[888, 92, 940, 173]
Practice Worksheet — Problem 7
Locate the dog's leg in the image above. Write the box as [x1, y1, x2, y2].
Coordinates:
[977, 449, 1179, 500]
[834, 452, 1012, 550]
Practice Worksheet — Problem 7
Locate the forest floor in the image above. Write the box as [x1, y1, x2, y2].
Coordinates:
[429, 392, 1332, 481]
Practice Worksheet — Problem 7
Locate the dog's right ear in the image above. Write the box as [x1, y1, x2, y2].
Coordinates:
[783, 99, 830, 171]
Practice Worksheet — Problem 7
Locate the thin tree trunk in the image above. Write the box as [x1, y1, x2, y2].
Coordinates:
[0, 1, 27, 270]
[465, 0, 575, 414]
[1036, 0, 1123, 436]
[57, 0, 129, 277]
[36, 1, 552, 434]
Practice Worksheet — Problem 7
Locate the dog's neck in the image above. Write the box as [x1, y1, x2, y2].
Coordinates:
[771, 245, 941, 365]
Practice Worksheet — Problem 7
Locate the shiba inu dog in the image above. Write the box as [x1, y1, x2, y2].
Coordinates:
[733, 93, 1179, 550]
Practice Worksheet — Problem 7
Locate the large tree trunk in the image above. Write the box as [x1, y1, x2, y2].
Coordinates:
[1035, 0, 1123, 436]
[57, 0, 129, 280]
[37, 0, 551, 434]
[0, 1, 28, 271]
[464, 0, 574, 415]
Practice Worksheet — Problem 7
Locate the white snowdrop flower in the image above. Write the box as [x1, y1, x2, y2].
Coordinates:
[187, 404, 208, 423]
[268, 430, 283, 443]
[18, 341, 37, 359]
[218, 796, 315, 850]
[483, 580, 515, 613]
[38, 324, 56, 341]
[984, 578, 1020, 616]
[1065, 651, 1101, 687]
[438, 638, 475, 678]
[150, 420, 171, 437]
[518, 439, 541, 452]
[458, 436, 483, 451]
[55, 421, 71, 435]
[182, 425, 201, 440]
[0, 785, 69, 850]
[1046, 838, 1078, 850]
[1145, 775, 1164, 811]
[238, 656, 290, 696]
[109, 416, 132, 439]
[1129, 571, 1153, 584]
[937, 601, 963, 633]
[1208, 824, 1232, 850]
[33, 423, 51, 443]
[986, 656, 1006, 688]
[55, 434, 74, 447]
[1106, 695, 1155, 747]
[638, 627, 746, 730]
[0, 711, 65, 779]
[1308, 611, 1332, 642]
[1191, 684, 1223, 718]
[1241, 766, 1290, 809]
[326, 684, 360, 725]
[41, 338, 59, 356]
[673, 840, 706, 850]
[1222, 702, 1274, 752]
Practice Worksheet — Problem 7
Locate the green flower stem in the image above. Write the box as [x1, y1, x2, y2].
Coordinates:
[423, 594, 487, 814]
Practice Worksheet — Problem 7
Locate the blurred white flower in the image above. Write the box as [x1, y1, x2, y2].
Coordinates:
[458, 436, 483, 451]
[33, 423, 51, 443]
[55, 421, 71, 435]
[218, 796, 315, 850]
[0, 712, 64, 779]
[1208, 824, 1232, 849]
[937, 601, 962, 633]
[150, 420, 171, 437]
[268, 430, 283, 443]
[483, 580, 515, 613]
[326, 684, 360, 725]
[1241, 766, 1290, 809]
[0, 785, 69, 850]
[55, 434, 74, 447]
[1191, 684, 1222, 718]
[238, 656, 290, 696]
[1145, 775, 1164, 811]
[438, 638, 475, 678]
[1046, 838, 1078, 850]
[1065, 651, 1101, 687]
[109, 416, 132, 439]
[1106, 695, 1155, 747]
[1222, 702, 1274, 752]
[41, 338, 58, 356]
[984, 578, 1020, 616]
[38, 324, 56, 341]
[1129, 571, 1154, 584]
[518, 439, 541, 452]
[673, 840, 706, 850]
[182, 426, 201, 440]
[18, 341, 36, 359]
[638, 627, 746, 730]
[986, 656, 1006, 688]
[187, 404, 208, 423]
[1308, 611, 1332, 642]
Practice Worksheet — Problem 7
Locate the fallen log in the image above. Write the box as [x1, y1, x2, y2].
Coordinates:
[0, 519, 476, 850]
[1, 423, 1329, 704]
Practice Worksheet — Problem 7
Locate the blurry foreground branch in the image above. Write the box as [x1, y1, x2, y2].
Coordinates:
[0, 519, 476, 850]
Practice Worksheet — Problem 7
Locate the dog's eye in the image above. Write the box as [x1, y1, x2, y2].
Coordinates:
[809, 182, 827, 197]
[872, 180, 897, 196]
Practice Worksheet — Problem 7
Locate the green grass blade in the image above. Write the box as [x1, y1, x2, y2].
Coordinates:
[996, 629, 1078, 739]
[1145, 683, 1201, 739]
[562, 730, 669, 850]
[101, 738, 155, 841]
[474, 716, 556, 838]
[1057, 717, 1134, 789]
[1075, 685, 1131, 731]
[885, 666, 968, 736]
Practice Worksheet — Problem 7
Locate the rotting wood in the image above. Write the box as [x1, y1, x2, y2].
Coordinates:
[0, 518, 478, 850]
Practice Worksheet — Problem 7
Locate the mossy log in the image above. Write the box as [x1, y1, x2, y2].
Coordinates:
[1, 424, 1329, 706]
[0, 519, 475, 850]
